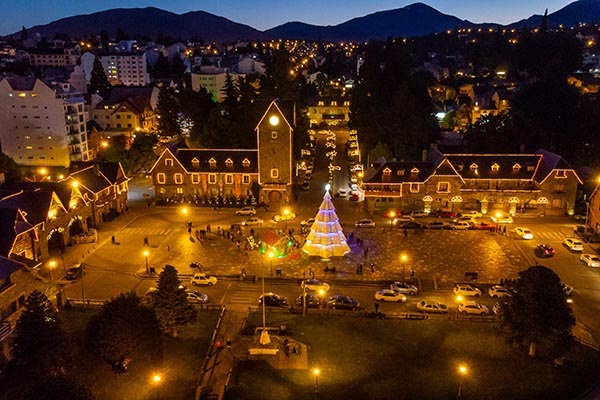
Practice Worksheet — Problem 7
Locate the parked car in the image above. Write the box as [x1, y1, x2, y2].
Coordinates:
[436, 209, 456, 218]
[259, 293, 288, 307]
[534, 244, 555, 258]
[328, 295, 360, 310]
[400, 221, 423, 229]
[187, 290, 209, 304]
[337, 189, 348, 198]
[396, 215, 414, 223]
[235, 207, 256, 216]
[390, 281, 418, 295]
[349, 193, 359, 202]
[427, 221, 451, 230]
[410, 210, 429, 218]
[563, 238, 584, 252]
[453, 216, 477, 225]
[301, 278, 330, 292]
[301, 181, 310, 191]
[458, 301, 489, 315]
[453, 283, 482, 297]
[459, 211, 483, 218]
[452, 221, 471, 230]
[65, 264, 84, 280]
[191, 273, 218, 286]
[488, 285, 512, 298]
[242, 217, 263, 226]
[416, 300, 448, 314]
[491, 213, 513, 224]
[301, 218, 315, 227]
[374, 289, 407, 302]
[472, 222, 498, 231]
[273, 211, 296, 222]
[515, 227, 534, 240]
[295, 293, 321, 308]
[580, 253, 600, 268]
[355, 219, 375, 228]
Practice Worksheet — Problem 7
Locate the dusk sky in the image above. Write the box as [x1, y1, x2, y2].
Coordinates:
[0, 0, 577, 36]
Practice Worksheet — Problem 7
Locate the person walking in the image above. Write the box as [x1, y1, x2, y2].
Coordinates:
[370, 262, 375, 273]
[143, 237, 149, 246]
[374, 301, 380, 314]
[364, 247, 369, 258]
[404, 228, 408, 238]
[111, 235, 116, 244]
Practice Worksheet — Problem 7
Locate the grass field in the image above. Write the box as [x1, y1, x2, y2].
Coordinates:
[46, 307, 218, 400]
[225, 312, 600, 400]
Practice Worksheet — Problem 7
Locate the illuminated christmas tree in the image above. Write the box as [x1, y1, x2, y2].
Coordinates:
[301, 190, 350, 258]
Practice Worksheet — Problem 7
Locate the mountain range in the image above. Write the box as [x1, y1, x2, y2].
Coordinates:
[9, 0, 600, 44]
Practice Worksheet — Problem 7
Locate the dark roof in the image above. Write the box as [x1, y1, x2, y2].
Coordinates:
[0, 208, 33, 257]
[444, 154, 541, 180]
[97, 85, 154, 107]
[253, 99, 295, 129]
[70, 162, 129, 185]
[363, 160, 435, 184]
[0, 190, 53, 226]
[1, 76, 38, 91]
[175, 149, 258, 173]
[67, 166, 112, 194]
[0, 181, 73, 210]
[534, 149, 578, 183]
[0, 256, 26, 279]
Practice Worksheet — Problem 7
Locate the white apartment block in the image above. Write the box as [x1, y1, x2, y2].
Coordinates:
[0, 78, 89, 168]
[190, 67, 244, 102]
[28, 47, 80, 67]
[81, 52, 150, 87]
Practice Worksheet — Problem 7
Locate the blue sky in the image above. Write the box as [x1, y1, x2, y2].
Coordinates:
[0, 0, 576, 36]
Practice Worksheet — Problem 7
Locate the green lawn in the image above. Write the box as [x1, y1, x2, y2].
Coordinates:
[225, 313, 600, 400]
[59, 307, 219, 400]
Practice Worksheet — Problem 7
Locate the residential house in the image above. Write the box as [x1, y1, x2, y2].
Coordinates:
[307, 96, 351, 126]
[361, 148, 580, 216]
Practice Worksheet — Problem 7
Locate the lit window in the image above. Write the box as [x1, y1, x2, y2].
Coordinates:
[209, 158, 217, 167]
[411, 167, 419, 174]
[410, 183, 419, 193]
[191, 174, 200, 184]
[225, 174, 233, 184]
[174, 173, 183, 184]
[437, 182, 450, 193]
[527, 166, 535, 172]
[242, 174, 250, 184]
[470, 163, 478, 171]
[270, 168, 279, 179]
[491, 163, 500, 172]
[512, 163, 521, 172]
[271, 131, 278, 139]
[555, 170, 567, 178]
[242, 158, 251, 167]
[382, 167, 391, 176]
[397, 170, 405, 176]
[157, 173, 166, 184]
[165, 158, 173, 167]
[208, 174, 217, 184]
[176, 187, 183, 194]
[191, 158, 199, 167]
[225, 158, 233, 167]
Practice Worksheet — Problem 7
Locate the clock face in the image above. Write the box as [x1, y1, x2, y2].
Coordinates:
[269, 115, 279, 126]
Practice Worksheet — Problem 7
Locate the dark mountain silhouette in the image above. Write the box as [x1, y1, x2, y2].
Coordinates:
[266, 3, 474, 41]
[13, 7, 270, 43]
[510, 0, 600, 28]
[7, 1, 600, 43]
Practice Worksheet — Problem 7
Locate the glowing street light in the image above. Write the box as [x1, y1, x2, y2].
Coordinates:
[313, 368, 320, 398]
[48, 260, 57, 282]
[283, 207, 290, 231]
[457, 363, 468, 398]
[143, 250, 150, 275]
[400, 253, 408, 282]
[389, 211, 396, 230]
[152, 373, 162, 399]
[268, 249, 275, 276]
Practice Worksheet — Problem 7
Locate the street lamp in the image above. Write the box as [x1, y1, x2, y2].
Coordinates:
[268, 250, 275, 276]
[283, 207, 290, 231]
[152, 373, 162, 400]
[400, 253, 408, 282]
[389, 211, 396, 230]
[313, 368, 320, 398]
[457, 363, 468, 399]
[143, 250, 150, 274]
[260, 247, 271, 345]
[48, 260, 57, 283]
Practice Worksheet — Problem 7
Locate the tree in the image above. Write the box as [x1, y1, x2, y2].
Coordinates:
[88, 56, 111, 100]
[156, 87, 181, 137]
[25, 375, 95, 400]
[85, 292, 162, 373]
[12, 290, 72, 378]
[152, 265, 196, 337]
[0, 151, 22, 183]
[497, 265, 575, 358]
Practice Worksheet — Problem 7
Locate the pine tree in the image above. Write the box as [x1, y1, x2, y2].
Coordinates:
[221, 72, 239, 106]
[156, 87, 181, 136]
[20, 26, 28, 42]
[12, 290, 71, 378]
[153, 265, 197, 337]
[540, 9, 549, 34]
[88, 56, 111, 100]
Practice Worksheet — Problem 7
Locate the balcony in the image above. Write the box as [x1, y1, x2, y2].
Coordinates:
[0, 321, 11, 341]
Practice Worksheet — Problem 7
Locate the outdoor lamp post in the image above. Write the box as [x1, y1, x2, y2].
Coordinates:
[457, 363, 468, 399]
[143, 250, 150, 275]
[259, 248, 271, 345]
[48, 260, 57, 283]
[283, 208, 290, 231]
[181, 206, 189, 229]
[389, 211, 396, 230]
[268, 250, 275, 276]
[400, 253, 408, 282]
[313, 368, 320, 398]
[152, 373, 162, 400]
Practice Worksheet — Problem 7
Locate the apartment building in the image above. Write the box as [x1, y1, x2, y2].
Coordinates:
[81, 52, 150, 87]
[0, 77, 90, 167]
[190, 66, 244, 102]
[28, 47, 80, 67]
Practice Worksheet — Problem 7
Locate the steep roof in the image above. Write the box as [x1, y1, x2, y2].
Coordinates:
[444, 154, 541, 180]
[0, 181, 73, 210]
[363, 160, 435, 184]
[70, 161, 129, 185]
[0, 208, 32, 257]
[0, 256, 26, 280]
[534, 149, 582, 184]
[66, 166, 113, 194]
[175, 149, 258, 173]
[0, 190, 53, 226]
[98, 85, 155, 106]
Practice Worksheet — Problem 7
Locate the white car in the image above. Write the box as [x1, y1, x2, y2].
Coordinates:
[452, 221, 471, 230]
[187, 290, 208, 304]
[242, 217, 263, 226]
[396, 215, 414, 223]
[191, 273, 218, 286]
[460, 211, 483, 218]
[337, 189, 348, 198]
[300, 218, 315, 227]
[580, 253, 600, 268]
[374, 289, 407, 302]
[355, 219, 375, 228]
[453, 283, 482, 297]
[301, 278, 330, 292]
[563, 238, 584, 252]
[410, 210, 429, 218]
[273, 212, 296, 222]
[488, 285, 512, 298]
[515, 227, 533, 240]
[492, 213, 513, 224]
[390, 281, 418, 295]
[235, 207, 256, 216]
[458, 301, 489, 315]
[416, 300, 448, 314]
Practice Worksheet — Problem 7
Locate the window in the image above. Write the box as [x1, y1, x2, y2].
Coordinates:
[491, 163, 500, 172]
[242, 174, 250, 184]
[209, 158, 217, 167]
[176, 187, 183, 194]
[554, 184, 565, 192]
[411, 167, 419, 175]
[165, 158, 173, 167]
[271, 131, 278, 139]
[225, 158, 233, 167]
[174, 173, 183, 184]
[191, 158, 199, 167]
[157, 173, 166, 184]
[208, 174, 217, 184]
[242, 158, 251, 167]
[512, 163, 521, 172]
[382, 167, 391, 176]
[437, 182, 450, 193]
[270, 168, 279, 179]
[470, 163, 478, 171]
[410, 183, 419, 193]
[397, 170, 405, 176]
[555, 170, 567, 178]
[527, 165, 535, 172]
[191, 174, 200, 184]
[225, 174, 233, 184]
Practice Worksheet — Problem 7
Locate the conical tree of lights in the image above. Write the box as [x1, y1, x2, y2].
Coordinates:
[301, 190, 350, 258]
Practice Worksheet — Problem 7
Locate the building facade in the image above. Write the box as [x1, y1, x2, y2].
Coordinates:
[81, 52, 150, 87]
[361, 148, 581, 216]
[0, 78, 90, 167]
[306, 96, 351, 126]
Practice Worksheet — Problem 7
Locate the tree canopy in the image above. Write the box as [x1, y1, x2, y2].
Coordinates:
[152, 265, 197, 337]
[87, 56, 111, 100]
[497, 265, 575, 358]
